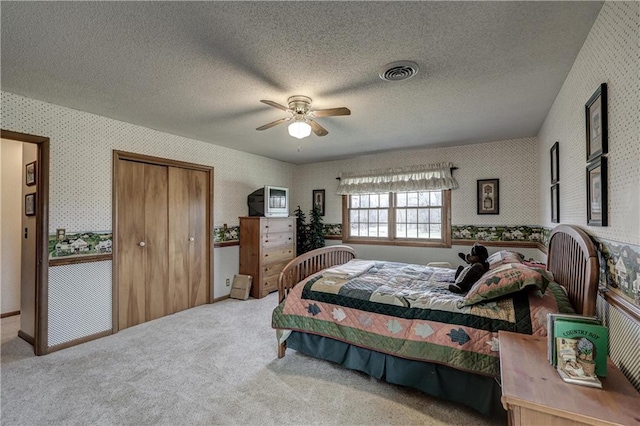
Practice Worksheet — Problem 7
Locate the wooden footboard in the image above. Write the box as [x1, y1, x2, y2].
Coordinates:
[276, 245, 356, 358]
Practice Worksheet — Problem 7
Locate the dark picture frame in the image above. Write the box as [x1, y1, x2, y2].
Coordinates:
[477, 179, 499, 215]
[585, 83, 607, 163]
[550, 142, 559, 184]
[26, 161, 36, 186]
[312, 189, 325, 216]
[551, 184, 560, 223]
[586, 157, 607, 227]
[25, 192, 36, 216]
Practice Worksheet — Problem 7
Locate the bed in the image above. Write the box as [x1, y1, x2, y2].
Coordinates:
[272, 224, 598, 415]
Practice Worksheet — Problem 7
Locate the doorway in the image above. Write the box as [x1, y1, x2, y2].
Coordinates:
[0, 130, 50, 355]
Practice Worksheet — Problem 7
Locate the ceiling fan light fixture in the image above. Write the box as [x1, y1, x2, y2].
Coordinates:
[288, 121, 312, 139]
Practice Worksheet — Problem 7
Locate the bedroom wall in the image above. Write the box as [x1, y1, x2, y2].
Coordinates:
[293, 137, 541, 262]
[1, 91, 294, 348]
[537, 1, 639, 390]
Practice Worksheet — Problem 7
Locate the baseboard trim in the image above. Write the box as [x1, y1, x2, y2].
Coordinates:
[1, 310, 20, 318]
[46, 329, 113, 354]
[18, 330, 35, 345]
[212, 295, 230, 303]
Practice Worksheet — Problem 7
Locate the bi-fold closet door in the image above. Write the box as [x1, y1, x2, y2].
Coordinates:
[116, 157, 209, 331]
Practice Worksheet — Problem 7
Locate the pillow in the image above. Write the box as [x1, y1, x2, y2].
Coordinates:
[546, 281, 576, 314]
[462, 263, 551, 306]
[487, 250, 524, 269]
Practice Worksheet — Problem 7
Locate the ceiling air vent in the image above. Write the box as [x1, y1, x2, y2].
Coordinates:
[378, 61, 419, 81]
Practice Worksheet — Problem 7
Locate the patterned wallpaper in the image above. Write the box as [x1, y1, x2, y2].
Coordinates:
[537, 1, 639, 245]
[1, 91, 294, 346]
[292, 137, 540, 226]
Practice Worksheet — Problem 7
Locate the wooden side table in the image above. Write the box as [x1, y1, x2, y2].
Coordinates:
[499, 331, 640, 426]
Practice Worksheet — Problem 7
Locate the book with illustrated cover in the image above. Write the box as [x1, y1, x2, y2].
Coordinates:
[556, 365, 602, 388]
[546, 313, 599, 365]
[554, 318, 608, 377]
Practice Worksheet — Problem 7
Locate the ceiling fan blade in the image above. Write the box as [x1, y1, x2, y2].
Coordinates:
[308, 119, 328, 137]
[256, 116, 291, 131]
[260, 100, 289, 112]
[311, 107, 351, 117]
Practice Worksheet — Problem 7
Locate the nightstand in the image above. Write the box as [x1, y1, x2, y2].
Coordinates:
[499, 331, 640, 426]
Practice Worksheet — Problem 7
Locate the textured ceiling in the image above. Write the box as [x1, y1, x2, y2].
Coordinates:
[1, 2, 603, 165]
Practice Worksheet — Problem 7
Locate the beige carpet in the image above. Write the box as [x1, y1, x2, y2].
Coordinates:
[1, 293, 504, 425]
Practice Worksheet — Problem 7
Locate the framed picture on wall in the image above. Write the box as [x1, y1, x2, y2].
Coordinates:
[586, 157, 607, 226]
[477, 179, 499, 215]
[26, 161, 36, 186]
[550, 142, 559, 184]
[25, 193, 36, 216]
[585, 83, 607, 163]
[551, 184, 560, 223]
[312, 189, 325, 216]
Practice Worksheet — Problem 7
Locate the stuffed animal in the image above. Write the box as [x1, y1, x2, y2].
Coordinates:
[449, 243, 490, 294]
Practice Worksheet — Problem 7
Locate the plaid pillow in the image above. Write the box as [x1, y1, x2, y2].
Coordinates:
[462, 263, 551, 306]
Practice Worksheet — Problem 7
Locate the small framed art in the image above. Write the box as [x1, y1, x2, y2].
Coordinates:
[550, 142, 559, 184]
[26, 161, 36, 186]
[25, 193, 36, 216]
[551, 184, 560, 223]
[312, 189, 325, 216]
[477, 179, 499, 215]
[586, 157, 607, 226]
[585, 83, 607, 163]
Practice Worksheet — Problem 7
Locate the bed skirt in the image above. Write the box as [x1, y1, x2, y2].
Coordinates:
[286, 331, 505, 417]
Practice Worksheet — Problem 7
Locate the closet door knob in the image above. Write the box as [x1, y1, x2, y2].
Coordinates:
[139, 241, 146, 247]
[189, 237, 195, 241]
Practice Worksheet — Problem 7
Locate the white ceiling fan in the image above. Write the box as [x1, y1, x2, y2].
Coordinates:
[256, 95, 350, 139]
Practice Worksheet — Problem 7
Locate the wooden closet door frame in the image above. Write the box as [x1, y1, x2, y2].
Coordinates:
[112, 150, 214, 333]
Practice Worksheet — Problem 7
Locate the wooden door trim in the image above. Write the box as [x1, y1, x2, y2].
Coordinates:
[2, 129, 50, 356]
[113, 150, 214, 332]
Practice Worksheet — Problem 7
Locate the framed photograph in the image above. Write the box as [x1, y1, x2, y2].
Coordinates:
[25, 193, 36, 216]
[550, 142, 559, 184]
[312, 189, 325, 216]
[585, 83, 607, 163]
[477, 179, 499, 215]
[551, 184, 560, 223]
[26, 161, 36, 186]
[586, 157, 607, 227]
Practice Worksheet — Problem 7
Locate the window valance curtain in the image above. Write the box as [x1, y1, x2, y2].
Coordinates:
[336, 162, 458, 195]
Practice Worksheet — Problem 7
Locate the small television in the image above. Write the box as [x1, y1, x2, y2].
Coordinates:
[247, 185, 289, 217]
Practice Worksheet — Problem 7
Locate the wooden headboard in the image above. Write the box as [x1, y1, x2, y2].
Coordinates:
[546, 224, 599, 316]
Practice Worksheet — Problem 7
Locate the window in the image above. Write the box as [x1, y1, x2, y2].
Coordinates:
[343, 190, 451, 247]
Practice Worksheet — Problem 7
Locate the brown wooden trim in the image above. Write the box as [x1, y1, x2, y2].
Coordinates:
[113, 150, 215, 332]
[49, 254, 112, 266]
[324, 235, 342, 240]
[214, 240, 239, 248]
[18, 330, 35, 345]
[114, 150, 213, 172]
[343, 238, 451, 248]
[600, 289, 640, 324]
[46, 329, 113, 353]
[1, 310, 20, 318]
[2, 129, 50, 356]
[451, 240, 541, 248]
[212, 294, 230, 303]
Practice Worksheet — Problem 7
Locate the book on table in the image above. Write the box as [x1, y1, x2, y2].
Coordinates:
[546, 313, 599, 366]
[553, 318, 608, 387]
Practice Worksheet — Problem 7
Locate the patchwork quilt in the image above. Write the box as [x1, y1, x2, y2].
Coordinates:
[272, 261, 564, 377]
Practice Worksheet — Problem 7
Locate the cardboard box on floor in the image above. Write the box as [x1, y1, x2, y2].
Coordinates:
[230, 274, 252, 300]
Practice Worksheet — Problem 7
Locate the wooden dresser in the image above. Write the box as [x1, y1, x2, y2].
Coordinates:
[239, 216, 296, 299]
[499, 331, 640, 426]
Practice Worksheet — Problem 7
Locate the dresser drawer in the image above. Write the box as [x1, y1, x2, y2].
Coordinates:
[262, 219, 294, 234]
[263, 246, 294, 264]
[262, 231, 294, 248]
